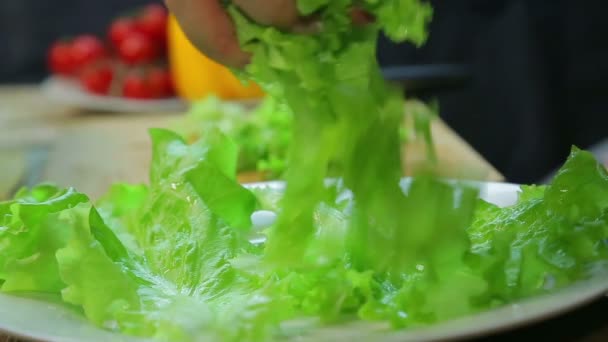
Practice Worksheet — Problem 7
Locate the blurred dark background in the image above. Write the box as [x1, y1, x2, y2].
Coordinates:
[0, 0, 158, 83]
[1, 0, 608, 184]
[379, 0, 608, 184]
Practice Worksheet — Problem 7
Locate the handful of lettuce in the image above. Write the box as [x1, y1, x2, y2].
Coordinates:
[229, 0, 437, 269]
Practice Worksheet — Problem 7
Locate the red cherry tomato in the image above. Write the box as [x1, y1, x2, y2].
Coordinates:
[123, 72, 152, 99]
[80, 63, 114, 95]
[109, 18, 137, 50]
[118, 32, 159, 65]
[137, 4, 168, 47]
[147, 67, 175, 98]
[48, 41, 75, 76]
[70, 35, 106, 72]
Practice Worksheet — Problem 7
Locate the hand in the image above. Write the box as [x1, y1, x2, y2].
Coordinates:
[164, 0, 372, 68]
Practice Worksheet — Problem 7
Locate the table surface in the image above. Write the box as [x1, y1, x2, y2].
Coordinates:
[0, 85, 606, 341]
[0, 85, 504, 199]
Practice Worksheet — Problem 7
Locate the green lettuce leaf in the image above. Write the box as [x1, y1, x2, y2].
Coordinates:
[0, 185, 88, 293]
[173, 96, 292, 178]
[229, 0, 437, 269]
[468, 148, 608, 302]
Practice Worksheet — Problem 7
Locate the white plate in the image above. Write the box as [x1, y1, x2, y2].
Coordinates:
[1, 181, 606, 342]
[40, 77, 188, 114]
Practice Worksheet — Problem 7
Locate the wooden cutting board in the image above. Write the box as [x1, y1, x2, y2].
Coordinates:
[41, 104, 503, 200]
[0, 150, 27, 200]
[42, 115, 171, 198]
[401, 100, 502, 182]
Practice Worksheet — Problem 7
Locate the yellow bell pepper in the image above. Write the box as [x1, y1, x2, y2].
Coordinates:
[167, 15, 264, 101]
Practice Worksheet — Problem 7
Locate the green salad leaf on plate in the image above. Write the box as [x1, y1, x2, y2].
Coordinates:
[2, 136, 608, 341]
[173, 96, 292, 179]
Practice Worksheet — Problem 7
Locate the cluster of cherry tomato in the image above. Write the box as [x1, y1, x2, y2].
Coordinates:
[47, 4, 175, 100]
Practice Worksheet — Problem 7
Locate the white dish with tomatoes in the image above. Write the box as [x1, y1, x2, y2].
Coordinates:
[42, 4, 187, 113]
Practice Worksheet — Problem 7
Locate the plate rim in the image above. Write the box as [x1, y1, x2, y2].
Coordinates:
[40, 77, 188, 114]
